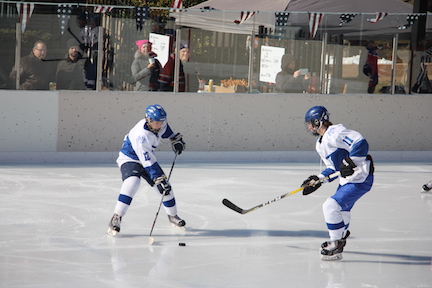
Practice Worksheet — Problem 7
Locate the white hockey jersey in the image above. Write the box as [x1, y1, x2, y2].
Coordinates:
[116, 119, 175, 180]
[316, 124, 372, 186]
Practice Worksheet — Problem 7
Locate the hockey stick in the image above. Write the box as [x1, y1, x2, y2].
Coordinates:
[148, 153, 178, 245]
[222, 171, 341, 215]
[67, 27, 83, 45]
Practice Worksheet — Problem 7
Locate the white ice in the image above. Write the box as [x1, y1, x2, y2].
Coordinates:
[1, 160, 432, 288]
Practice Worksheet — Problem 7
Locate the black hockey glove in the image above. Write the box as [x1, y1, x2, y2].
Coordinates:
[154, 176, 172, 195]
[171, 133, 185, 155]
[340, 157, 357, 178]
[301, 175, 322, 195]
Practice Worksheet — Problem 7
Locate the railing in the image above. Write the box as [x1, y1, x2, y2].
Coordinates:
[0, 1, 431, 94]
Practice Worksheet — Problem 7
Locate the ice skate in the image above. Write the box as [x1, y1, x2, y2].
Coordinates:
[421, 180, 432, 193]
[168, 215, 186, 229]
[320, 240, 345, 261]
[320, 230, 350, 261]
[107, 213, 122, 236]
[341, 230, 350, 247]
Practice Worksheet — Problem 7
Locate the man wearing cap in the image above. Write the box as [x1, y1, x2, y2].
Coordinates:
[56, 41, 86, 90]
[131, 39, 162, 91]
[158, 43, 190, 92]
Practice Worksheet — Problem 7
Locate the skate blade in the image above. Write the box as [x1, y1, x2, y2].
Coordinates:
[107, 228, 118, 237]
[171, 223, 186, 231]
[321, 253, 343, 261]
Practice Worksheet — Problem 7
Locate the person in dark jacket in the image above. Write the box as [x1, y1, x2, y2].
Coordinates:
[275, 54, 309, 93]
[9, 40, 52, 90]
[56, 42, 86, 90]
[364, 41, 379, 94]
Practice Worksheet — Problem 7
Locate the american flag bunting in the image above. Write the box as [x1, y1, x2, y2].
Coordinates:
[398, 14, 419, 30]
[57, 4, 73, 35]
[308, 12, 323, 39]
[94, 5, 113, 14]
[16, 3, 34, 33]
[170, 0, 183, 12]
[136, 7, 149, 31]
[339, 14, 357, 26]
[234, 11, 257, 25]
[367, 12, 388, 23]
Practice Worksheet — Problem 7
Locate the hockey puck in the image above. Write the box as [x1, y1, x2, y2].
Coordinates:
[179, 243, 186, 246]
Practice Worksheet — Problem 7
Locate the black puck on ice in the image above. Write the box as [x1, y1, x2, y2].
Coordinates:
[179, 243, 186, 246]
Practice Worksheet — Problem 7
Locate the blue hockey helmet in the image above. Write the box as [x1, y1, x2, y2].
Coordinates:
[304, 106, 330, 135]
[146, 104, 167, 122]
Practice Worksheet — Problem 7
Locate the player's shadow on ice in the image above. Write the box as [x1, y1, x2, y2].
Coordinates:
[341, 251, 432, 265]
[186, 228, 328, 238]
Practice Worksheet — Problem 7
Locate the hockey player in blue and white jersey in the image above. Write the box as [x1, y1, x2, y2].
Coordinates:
[301, 106, 374, 261]
[107, 104, 186, 236]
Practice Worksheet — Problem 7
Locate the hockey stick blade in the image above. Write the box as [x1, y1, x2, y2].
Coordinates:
[222, 198, 247, 214]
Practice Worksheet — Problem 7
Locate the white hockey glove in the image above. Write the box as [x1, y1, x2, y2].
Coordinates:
[154, 176, 172, 195]
[171, 133, 185, 155]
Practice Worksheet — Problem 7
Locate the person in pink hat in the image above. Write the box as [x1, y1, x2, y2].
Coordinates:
[131, 39, 162, 91]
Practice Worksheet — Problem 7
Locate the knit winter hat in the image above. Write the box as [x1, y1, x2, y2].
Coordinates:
[136, 39, 152, 49]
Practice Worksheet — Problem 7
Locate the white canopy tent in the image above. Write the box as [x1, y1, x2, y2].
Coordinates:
[171, 0, 416, 38]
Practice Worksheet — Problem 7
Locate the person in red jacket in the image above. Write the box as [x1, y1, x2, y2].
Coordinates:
[363, 41, 379, 94]
[158, 44, 190, 92]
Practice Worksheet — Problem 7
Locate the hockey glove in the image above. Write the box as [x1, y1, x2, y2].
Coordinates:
[340, 157, 357, 178]
[154, 176, 172, 195]
[301, 175, 322, 195]
[171, 133, 186, 155]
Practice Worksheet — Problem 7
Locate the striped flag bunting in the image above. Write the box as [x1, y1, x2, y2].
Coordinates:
[367, 12, 388, 23]
[135, 7, 149, 31]
[94, 5, 113, 14]
[308, 12, 323, 39]
[234, 11, 257, 25]
[170, 0, 183, 12]
[57, 4, 73, 35]
[16, 2, 34, 33]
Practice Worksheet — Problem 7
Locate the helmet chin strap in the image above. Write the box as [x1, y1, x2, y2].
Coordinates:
[311, 119, 323, 136]
[146, 118, 161, 134]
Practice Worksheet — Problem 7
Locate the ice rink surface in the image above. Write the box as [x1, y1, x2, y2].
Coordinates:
[1, 160, 432, 288]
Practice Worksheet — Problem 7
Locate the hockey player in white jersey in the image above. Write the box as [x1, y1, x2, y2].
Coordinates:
[301, 106, 374, 260]
[107, 104, 186, 236]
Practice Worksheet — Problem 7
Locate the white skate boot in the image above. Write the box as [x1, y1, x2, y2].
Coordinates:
[168, 215, 186, 229]
[421, 180, 432, 193]
[107, 213, 122, 236]
[320, 230, 350, 261]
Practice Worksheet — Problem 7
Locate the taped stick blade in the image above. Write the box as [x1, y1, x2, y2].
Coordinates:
[222, 199, 246, 214]
[148, 237, 155, 245]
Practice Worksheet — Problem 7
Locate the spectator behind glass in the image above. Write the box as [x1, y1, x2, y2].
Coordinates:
[364, 41, 379, 94]
[131, 39, 162, 91]
[56, 40, 86, 90]
[412, 41, 432, 93]
[159, 44, 190, 92]
[275, 54, 310, 93]
[9, 40, 51, 90]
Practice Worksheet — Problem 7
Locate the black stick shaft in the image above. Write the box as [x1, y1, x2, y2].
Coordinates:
[149, 153, 178, 239]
